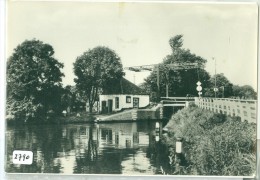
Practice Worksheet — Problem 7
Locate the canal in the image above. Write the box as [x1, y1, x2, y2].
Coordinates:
[5, 120, 172, 175]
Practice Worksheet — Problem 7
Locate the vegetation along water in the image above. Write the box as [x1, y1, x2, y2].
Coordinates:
[161, 105, 256, 176]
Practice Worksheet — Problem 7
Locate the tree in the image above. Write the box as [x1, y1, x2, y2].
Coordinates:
[204, 73, 233, 98]
[6, 39, 64, 122]
[140, 35, 210, 100]
[73, 46, 124, 112]
[61, 85, 74, 113]
[232, 85, 257, 100]
[169, 34, 183, 53]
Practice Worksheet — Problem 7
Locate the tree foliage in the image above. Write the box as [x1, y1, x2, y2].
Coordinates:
[204, 73, 233, 98]
[232, 85, 257, 100]
[60, 85, 74, 111]
[140, 35, 255, 100]
[60, 85, 87, 113]
[140, 35, 210, 100]
[169, 34, 183, 52]
[73, 46, 124, 112]
[6, 39, 64, 122]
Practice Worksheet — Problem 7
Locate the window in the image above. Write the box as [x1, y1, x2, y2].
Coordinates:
[126, 96, 131, 103]
[115, 97, 119, 109]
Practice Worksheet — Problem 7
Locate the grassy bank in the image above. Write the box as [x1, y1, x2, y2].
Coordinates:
[58, 112, 97, 123]
[162, 105, 256, 176]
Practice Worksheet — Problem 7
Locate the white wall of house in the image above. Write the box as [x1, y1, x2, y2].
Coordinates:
[99, 94, 150, 112]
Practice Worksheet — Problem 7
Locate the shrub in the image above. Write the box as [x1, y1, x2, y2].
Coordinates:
[164, 106, 256, 176]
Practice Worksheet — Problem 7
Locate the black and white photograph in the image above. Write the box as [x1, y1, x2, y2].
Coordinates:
[4, 1, 258, 177]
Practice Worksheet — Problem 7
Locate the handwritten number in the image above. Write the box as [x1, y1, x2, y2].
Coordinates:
[14, 154, 30, 161]
[13, 151, 32, 164]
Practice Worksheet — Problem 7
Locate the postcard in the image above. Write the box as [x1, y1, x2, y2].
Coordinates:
[4, 1, 258, 178]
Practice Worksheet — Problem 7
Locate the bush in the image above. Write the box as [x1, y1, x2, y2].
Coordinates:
[164, 106, 256, 176]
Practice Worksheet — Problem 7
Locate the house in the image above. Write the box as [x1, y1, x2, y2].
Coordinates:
[99, 94, 150, 113]
[99, 78, 150, 113]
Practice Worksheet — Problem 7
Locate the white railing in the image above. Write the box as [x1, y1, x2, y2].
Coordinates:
[160, 97, 193, 107]
[195, 97, 257, 123]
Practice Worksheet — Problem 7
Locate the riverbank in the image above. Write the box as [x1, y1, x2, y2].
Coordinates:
[6, 107, 160, 125]
[6, 102, 162, 125]
[58, 112, 96, 123]
[59, 110, 136, 124]
[6, 111, 97, 125]
[162, 105, 256, 176]
[60, 105, 161, 123]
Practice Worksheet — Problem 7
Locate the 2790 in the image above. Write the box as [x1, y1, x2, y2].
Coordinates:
[12, 150, 33, 164]
[14, 153, 30, 161]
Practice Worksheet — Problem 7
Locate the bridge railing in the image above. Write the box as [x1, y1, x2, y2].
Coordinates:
[161, 97, 195, 101]
[195, 97, 257, 123]
[160, 97, 195, 107]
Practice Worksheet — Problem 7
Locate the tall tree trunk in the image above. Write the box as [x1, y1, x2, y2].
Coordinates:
[88, 86, 98, 113]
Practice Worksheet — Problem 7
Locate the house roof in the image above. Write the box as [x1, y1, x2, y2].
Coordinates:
[119, 78, 145, 95]
[70, 77, 146, 95]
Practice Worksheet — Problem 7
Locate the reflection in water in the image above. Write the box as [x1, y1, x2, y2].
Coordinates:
[6, 121, 171, 175]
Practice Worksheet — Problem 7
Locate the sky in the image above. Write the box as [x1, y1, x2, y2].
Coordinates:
[7, 1, 258, 90]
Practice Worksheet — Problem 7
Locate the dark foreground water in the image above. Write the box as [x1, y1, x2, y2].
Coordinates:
[5, 120, 172, 175]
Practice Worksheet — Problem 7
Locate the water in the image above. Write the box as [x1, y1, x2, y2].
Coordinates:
[5, 120, 171, 175]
